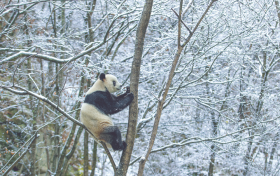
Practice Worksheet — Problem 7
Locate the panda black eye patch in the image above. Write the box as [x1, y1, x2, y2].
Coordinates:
[113, 81, 116, 86]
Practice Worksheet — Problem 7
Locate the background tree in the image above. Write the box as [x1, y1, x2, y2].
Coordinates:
[1, 0, 280, 176]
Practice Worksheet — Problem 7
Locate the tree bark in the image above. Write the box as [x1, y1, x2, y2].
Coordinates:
[116, 1, 153, 175]
[267, 132, 279, 175]
[275, 0, 280, 24]
[84, 131, 89, 176]
[90, 141, 98, 176]
[60, 126, 84, 175]
[206, 64, 217, 176]
[243, 53, 269, 176]
[55, 75, 85, 175]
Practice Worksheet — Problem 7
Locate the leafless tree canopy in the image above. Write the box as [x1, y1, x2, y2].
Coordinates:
[1, 0, 280, 176]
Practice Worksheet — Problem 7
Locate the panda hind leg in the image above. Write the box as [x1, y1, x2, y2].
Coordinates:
[99, 126, 126, 151]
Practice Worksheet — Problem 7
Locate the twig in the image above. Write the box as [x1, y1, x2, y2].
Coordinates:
[121, 73, 131, 88]
[182, 0, 194, 16]
[0, 34, 112, 65]
[130, 125, 263, 166]
[1, 85, 84, 127]
[0, 85, 117, 174]
[151, 91, 161, 102]
[182, 0, 218, 47]
[171, 8, 192, 35]
[100, 141, 117, 173]
[12, 54, 37, 86]
[28, 74, 40, 93]
[2, 133, 39, 176]
[137, 0, 218, 175]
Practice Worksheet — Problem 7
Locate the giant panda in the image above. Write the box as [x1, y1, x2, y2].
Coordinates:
[80, 73, 134, 151]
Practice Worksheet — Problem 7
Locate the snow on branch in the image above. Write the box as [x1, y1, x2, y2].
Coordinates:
[130, 129, 261, 166]
[0, 40, 105, 64]
[1, 85, 85, 129]
[0, 85, 117, 172]
[1, 133, 39, 176]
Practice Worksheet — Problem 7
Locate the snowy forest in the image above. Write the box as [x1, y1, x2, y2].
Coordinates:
[1, 0, 280, 175]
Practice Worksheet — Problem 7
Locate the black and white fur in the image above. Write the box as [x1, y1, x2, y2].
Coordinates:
[80, 73, 134, 151]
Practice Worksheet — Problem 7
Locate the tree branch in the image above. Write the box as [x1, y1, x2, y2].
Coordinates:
[0, 85, 116, 173]
[171, 8, 192, 35]
[137, 0, 218, 175]
[100, 141, 117, 173]
[1, 85, 84, 126]
[2, 133, 39, 176]
[182, 0, 218, 47]
[0, 27, 122, 65]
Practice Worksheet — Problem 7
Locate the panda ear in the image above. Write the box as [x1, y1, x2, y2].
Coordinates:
[99, 73, 106, 81]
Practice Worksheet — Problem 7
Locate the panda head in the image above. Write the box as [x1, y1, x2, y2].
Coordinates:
[100, 73, 121, 93]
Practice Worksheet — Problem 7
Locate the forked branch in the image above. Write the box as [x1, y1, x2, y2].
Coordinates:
[171, 8, 192, 35]
[137, 0, 218, 175]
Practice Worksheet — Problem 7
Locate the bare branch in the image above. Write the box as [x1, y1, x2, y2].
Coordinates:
[1, 85, 84, 126]
[137, 0, 218, 175]
[182, 0, 194, 16]
[171, 8, 192, 35]
[2, 133, 39, 176]
[0, 85, 117, 174]
[0, 29, 121, 65]
[100, 142, 117, 173]
[182, 0, 218, 47]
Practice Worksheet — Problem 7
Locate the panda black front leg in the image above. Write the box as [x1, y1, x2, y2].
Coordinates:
[111, 93, 134, 114]
[113, 86, 132, 101]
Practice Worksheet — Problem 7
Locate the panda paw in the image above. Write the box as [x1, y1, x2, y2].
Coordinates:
[126, 86, 130, 93]
[122, 141, 127, 150]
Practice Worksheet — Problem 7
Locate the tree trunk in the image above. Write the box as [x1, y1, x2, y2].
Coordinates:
[90, 141, 98, 176]
[267, 132, 279, 175]
[116, 1, 153, 175]
[243, 53, 268, 176]
[84, 131, 89, 176]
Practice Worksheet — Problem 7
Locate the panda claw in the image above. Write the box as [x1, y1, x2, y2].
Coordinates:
[126, 86, 130, 93]
[128, 93, 134, 99]
[122, 141, 127, 150]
